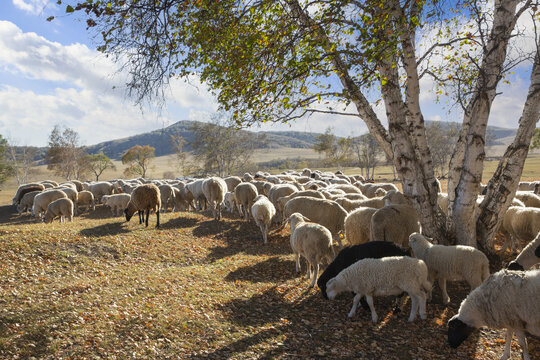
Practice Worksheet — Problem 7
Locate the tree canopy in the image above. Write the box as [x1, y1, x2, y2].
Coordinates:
[122, 145, 155, 178]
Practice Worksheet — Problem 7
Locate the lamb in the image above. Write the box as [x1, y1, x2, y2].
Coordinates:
[514, 191, 540, 208]
[344, 207, 378, 245]
[76, 190, 95, 212]
[12, 183, 45, 206]
[251, 195, 276, 244]
[234, 182, 258, 221]
[501, 206, 540, 252]
[283, 196, 348, 247]
[17, 190, 42, 215]
[102, 194, 132, 216]
[124, 184, 161, 228]
[32, 189, 68, 219]
[223, 176, 242, 192]
[448, 269, 540, 360]
[158, 184, 176, 212]
[317, 241, 410, 299]
[43, 198, 74, 223]
[286, 213, 336, 288]
[409, 232, 490, 305]
[507, 231, 540, 271]
[202, 177, 227, 220]
[335, 197, 385, 212]
[325, 256, 430, 322]
[88, 182, 114, 202]
[370, 198, 420, 249]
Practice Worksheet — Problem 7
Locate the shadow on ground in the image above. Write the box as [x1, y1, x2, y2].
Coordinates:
[79, 221, 130, 237]
[224, 257, 297, 283]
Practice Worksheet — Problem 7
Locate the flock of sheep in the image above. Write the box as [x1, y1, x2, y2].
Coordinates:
[9, 169, 540, 360]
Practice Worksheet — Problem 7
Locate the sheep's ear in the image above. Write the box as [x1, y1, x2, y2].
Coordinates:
[535, 245, 540, 258]
[301, 214, 311, 222]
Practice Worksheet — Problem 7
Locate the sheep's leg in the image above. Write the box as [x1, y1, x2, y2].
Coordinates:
[500, 329, 513, 360]
[365, 295, 378, 323]
[295, 254, 300, 273]
[408, 294, 418, 322]
[145, 209, 149, 227]
[348, 294, 362, 318]
[138, 210, 144, 224]
[515, 330, 530, 360]
[439, 278, 450, 304]
[418, 292, 427, 320]
[306, 261, 311, 279]
[155, 209, 160, 228]
[309, 263, 318, 289]
[262, 225, 268, 244]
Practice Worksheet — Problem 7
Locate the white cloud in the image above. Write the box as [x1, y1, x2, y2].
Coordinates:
[12, 0, 51, 15]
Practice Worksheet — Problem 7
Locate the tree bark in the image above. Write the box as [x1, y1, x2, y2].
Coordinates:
[448, 0, 521, 246]
[477, 49, 540, 253]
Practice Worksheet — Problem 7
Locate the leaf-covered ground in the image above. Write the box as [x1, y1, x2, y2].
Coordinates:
[0, 205, 538, 359]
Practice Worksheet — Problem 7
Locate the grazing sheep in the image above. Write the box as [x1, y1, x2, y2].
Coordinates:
[103, 194, 132, 216]
[242, 173, 254, 182]
[344, 207, 378, 245]
[88, 182, 114, 203]
[77, 190, 95, 212]
[370, 202, 420, 249]
[409, 233, 490, 305]
[69, 179, 84, 192]
[186, 179, 207, 211]
[321, 189, 346, 199]
[251, 180, 268, 195]
[44, 198, 74, 223]
[515, 191, 540, 208]
[317, 241, 410, 299]
[58, 182, 77, 192]
[283, 196, 348, 247]
[501, 206, 540, 252]
[32, 190, 68, 219]
[223, 176, 242, 192]
[507, 231, 540, 271]
[251, 195, 276, 244]
[268, 183, 297, 211]
[56, 187, 78, 206]
[224, 191, 239, 214]
[276, 190, 325, 220]
[335, 197, 385, 212]
[329, 184, 362, 194]
[202, 177, 228, 220]
[40, 180, 58, 187]
[173, 187, 196, 212]
[356, 182, 399, 198]
[517, 181, 540, 191]
[124, 184, 161, 228]
[340, 193, 368, 201]
[448, 269, 540, 360]
[12, 183, 45, 206]
[326, 256, 430, 322]
[286, 213, 335, 288]
[17, 190, 42, 215]
[158, 184, 176, 212]
[234, 182, 258, 221]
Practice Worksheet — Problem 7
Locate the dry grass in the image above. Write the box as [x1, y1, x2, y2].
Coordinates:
[0, 203, 539, 359]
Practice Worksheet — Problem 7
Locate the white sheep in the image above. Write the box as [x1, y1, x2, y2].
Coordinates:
[344, 207, 378, 245]
[514, 191, 540, 208]
[283, 196, 348, 247]
[186, 179, 207, 211]
[223, 176, 242, 192]
[158, 184, 176, 212]
[32, 189, 68, 220]
[88, 182, 113, 202]
[103, 194, 132, 216]
[202, 177, 227, 220]
[76, 190, 95, 212]
[409, 233, 490, 305]
[234, 182, 258, 221]
[251, 195, 276, 244]
[17, 190, 42, 215]
[286, 213, 335, 288]
[501, 206, 540, 252]
[448, 269, 540, 360]
[224, 191, 239, 214]
[12, 183, 45, 206]
[325, 256, 431, 322]
[173, 187, 195, 212]
[44, 198, 74, 223]
[335, 197, 385, 212]
[507, 231, 540, 271]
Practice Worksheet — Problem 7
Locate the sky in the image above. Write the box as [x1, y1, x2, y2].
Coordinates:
[0, 0, 535, 147]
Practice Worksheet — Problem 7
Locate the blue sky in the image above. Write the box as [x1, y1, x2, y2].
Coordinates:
[0, 0, 535, 147]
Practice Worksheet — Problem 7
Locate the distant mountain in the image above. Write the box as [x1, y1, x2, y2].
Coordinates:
[84, 120, 324, 159]
[25, 120, 519, 161]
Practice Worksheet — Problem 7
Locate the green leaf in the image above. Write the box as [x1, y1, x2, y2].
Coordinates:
[65, 5, 74, 13]
[46, 16, 55, 22]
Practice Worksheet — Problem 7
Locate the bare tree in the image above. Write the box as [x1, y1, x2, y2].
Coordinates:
[45, 125, 89, 180]
[6, 138, 37, 185]
[352, 134, 382, 180]
[425, 122, 460, 178]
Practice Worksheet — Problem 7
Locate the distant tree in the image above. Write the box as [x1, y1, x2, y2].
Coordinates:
[6, 138, 37, 185]
[351, 134, 381, 180]
[0, 134, 14, 185]
[313, 127, 352, 169]
[87, 153, 116, 181]
[531, 128, 540, 150]
[170, 131, 195, 177]
[425, 122, 460, 178]
[190, 112, 266, 177]
[122, 145, 155, 178]
[45, 125, 89, 180]
[163, 171, 176, 179]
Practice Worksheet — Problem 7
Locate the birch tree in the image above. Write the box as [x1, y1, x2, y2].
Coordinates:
[60, 0, 540, 253]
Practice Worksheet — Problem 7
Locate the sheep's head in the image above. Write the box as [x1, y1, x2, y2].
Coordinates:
[325, 277, 345, 300]
[285, 213, 309, 232]
[43, 213, 54, 224]
[124, 202, 136, 222]
[448, 316, 475, 348]
[507, 261, 525, 271]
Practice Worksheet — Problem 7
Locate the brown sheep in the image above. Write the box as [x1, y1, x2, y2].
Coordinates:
[124, 184, 161, 228]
